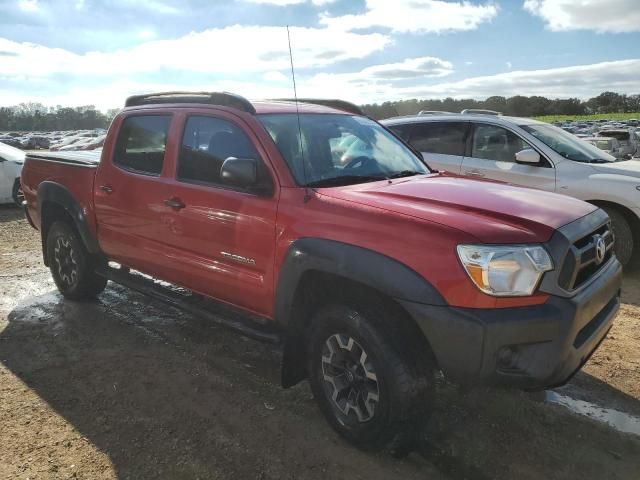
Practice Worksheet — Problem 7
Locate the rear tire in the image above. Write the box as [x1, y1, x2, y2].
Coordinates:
[602, 206, 635, 269]
[46, 221, 107, 300]
[306, 304, 434, 451]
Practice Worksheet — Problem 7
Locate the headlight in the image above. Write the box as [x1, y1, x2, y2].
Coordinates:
[457, 245, 553, 296]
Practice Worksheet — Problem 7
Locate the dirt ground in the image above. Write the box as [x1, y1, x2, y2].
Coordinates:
[0, 204, 639, 480]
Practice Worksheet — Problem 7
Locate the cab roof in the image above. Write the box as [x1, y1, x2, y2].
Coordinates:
[124, 91, 361, 116]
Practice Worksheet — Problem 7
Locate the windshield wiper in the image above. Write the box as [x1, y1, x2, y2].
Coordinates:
[387, 170, 422, 179]
[306, 175, 386, 188]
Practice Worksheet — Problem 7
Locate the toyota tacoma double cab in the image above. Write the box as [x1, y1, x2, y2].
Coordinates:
[21, 92, 622, 450]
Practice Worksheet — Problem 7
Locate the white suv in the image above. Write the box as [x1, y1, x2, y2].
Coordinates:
[382, 113, 640, 269]
[0, 141, 24, 205]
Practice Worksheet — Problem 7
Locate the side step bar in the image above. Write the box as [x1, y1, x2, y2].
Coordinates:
[96, 265, 283, 344]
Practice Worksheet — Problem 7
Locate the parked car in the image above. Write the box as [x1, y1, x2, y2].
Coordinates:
[58, 137, 97, 151]
[583, 136, 626, 159]
[596, 128, 639, 158]
[382, 112, 640, 269]
[21, 92, 621, 450]
[50, 135, 88, 151]
[77, 134, 106, 151]
[0, 141, 25, 205]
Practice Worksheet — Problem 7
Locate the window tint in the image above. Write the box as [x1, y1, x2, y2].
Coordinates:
[409, 122, 467, 156]
[178, 116, 260, 186]
[471, 124, 532, 163]
[114, 115, 171, 175]
[387, 124, 412, 141]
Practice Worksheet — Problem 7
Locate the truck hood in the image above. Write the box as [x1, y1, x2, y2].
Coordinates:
[590, 159, 640, 178]
[319, 173, 597, 243]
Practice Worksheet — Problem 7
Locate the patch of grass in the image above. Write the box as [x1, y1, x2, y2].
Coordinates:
[534, 113, 640, 123]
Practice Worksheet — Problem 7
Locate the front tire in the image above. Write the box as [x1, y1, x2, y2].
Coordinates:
[307, 304, 434, 451]
[12, 179, 23, 207]
[46, 221, 107, 300]
[602, 206, 635, 269]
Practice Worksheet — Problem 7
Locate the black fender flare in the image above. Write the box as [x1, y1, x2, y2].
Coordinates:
[275, 238, 445, 387]
[37, 181, 101, 265]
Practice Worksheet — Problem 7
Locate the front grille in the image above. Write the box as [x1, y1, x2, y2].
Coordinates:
[558, 223, 614, 291]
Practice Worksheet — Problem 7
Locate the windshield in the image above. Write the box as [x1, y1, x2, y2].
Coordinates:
[521, 124, 616, 163]
[258, 113, 428, 186]
[0, 141, 26, 163]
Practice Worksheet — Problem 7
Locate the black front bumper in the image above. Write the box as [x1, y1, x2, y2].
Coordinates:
[399, 256, 622, 390]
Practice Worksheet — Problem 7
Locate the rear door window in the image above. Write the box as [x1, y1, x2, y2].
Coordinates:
[409, 122, 468, 156]
[114, 115, 171, 175]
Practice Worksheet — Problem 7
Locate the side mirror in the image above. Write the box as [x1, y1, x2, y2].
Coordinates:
[515, 148, 540, 165]
[220, 157, 257, 188]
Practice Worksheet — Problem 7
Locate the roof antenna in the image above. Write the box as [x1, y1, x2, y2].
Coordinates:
[286, 25, 311, 203]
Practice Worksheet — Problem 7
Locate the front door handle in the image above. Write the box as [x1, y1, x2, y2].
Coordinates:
[465, 170, 485, 177]
[164, 197, 186, 210]
[99, 184, 113, 194]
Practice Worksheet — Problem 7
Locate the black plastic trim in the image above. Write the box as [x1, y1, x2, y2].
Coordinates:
[399, 255, 622, 389]
[125, 91, 256, 114]
[274, 238, 446, 328]
[96, 265, 282, 344]
[37, 181, 101, 263]
[539, 208, 610, 298]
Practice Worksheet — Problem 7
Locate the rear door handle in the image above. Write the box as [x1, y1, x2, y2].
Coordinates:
[465, 170, 485, 178]
[164, 197, 186, 210]
[99, 184, 113, 194]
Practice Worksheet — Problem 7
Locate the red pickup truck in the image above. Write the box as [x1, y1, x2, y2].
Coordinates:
[21, 92, 622, 450]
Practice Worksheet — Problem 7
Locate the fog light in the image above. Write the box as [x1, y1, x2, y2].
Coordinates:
[497, 346, 520, 371]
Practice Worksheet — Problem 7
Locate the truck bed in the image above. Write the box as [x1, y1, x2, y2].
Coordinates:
[26, 150, 101, 166]
[21, 150, 101, 233]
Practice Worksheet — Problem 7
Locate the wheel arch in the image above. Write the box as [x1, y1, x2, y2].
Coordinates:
[587, 199, 640, 239]
[275, 238, 444, 388]
[38, 181, 100, 266]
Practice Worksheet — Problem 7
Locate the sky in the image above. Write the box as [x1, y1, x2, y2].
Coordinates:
[0, 0, 639, 110]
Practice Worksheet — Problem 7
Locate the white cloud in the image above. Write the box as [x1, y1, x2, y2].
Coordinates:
[242, 0, 337, 4]
[243, 0, 305, 5]
[357, 57, 453, 80]
[506, 61, 512, 70]
[524, 0, 640, 33]
[403, 59, 640, 99]
[263, 70, 289, 82]
[320, 0, 498, 33]
[275, 59, 640, 105]
[0, 25, 390, 78]
[17, 0, 40, 12]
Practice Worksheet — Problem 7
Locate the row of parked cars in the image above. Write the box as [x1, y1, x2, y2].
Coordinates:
[552, 119, 640, 160]
[0, 129, 106, 152]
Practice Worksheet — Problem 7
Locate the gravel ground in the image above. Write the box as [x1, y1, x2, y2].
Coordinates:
[0, 204, 639, 480]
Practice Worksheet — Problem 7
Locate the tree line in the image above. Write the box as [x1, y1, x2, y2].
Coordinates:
[1, 91, 639, 131]
[0, 104, 120, 132]
[361, 91, 640, 119]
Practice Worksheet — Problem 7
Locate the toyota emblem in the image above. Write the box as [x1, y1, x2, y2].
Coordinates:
[594, 235, 606, 265]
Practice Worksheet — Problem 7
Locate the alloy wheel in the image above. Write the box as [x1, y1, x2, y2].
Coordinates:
[321, 333, 380, 423]
[53, 236, 78, 287]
